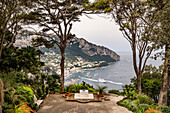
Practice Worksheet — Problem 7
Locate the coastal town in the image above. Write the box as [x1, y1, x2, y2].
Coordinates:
[41, 51, 107, 74]
[41, 51, 108, 85]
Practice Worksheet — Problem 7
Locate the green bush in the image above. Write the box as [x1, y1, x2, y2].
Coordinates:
[54, 89, 61, 93]
[117, 99, 137, 112]
[3, 102, 13, 113]
[0, 71, 27, 89]
[117, 94, 156, 113]
[108, 89, 120, 95]
[65, 83, 96, 93]
[15, 85, 34, 105]
[137, 94, 154, 105]
[142, 78, 161, 102]
[138, 104, 149, 112]
[37, 88, 42, 99]
[87, 87, 97, 93]
[67, 84, 87, 93]
[157, 105, 170, 113]
[123, 84, 137, 100]
[46, 75, 60, 93]
[3, 84, 34, 112]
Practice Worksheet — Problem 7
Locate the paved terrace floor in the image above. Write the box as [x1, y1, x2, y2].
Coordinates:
[37, 94, 132, 113]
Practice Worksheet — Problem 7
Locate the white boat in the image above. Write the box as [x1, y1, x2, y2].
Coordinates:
[98, 78, 107, 83]
[85, 72, 92, 78]
[94, 73, 98, 76]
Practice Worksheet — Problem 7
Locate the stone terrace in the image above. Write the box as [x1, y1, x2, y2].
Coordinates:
[37, 94, 132, 113]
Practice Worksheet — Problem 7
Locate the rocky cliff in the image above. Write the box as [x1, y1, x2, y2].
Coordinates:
[74, 38, 120, 61]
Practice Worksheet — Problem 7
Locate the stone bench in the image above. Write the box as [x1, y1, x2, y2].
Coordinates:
[74, 90, 94, 100]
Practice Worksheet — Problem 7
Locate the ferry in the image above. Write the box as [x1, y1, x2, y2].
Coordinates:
[98, 78, 107, 83]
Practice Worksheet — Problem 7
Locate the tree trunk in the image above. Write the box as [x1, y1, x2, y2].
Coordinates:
[158, 44, 169, 106]
[0, 33, 6, 59]
[131, 34, 142, 94]
[0, 79, 4, 113]
[137, 73, 142, 94]
[60, 49, 65, 92]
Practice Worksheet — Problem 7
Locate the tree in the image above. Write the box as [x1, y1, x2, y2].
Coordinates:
[147, 0, 170, 106]
[15, 46, 40, 73]
[26, 0, 91, 92]
[0, 0, 32, 59]
[131, 65, 163, 103]
[93, 0, 156, 94]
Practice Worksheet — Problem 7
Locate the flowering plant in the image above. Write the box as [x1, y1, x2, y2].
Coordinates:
[145, 107, 163, 113]
[7, 102, 36, 113]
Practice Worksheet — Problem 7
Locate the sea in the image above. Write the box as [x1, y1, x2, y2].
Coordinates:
[66, 51, 163, 92]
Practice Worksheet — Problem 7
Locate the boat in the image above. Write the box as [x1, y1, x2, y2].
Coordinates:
[98, 78, 107, 83]
[94, 73, 98, 76]
[85, 72, 92, 78]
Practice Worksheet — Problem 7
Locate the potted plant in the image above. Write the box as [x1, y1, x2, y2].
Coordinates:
[97, 85, 108, 97]
[66, 92, 70, 96]
[65, 86, 70, 96]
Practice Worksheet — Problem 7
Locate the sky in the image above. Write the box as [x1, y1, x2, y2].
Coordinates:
[71, 14, 131, 53]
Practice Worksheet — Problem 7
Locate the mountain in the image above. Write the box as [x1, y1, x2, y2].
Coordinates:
[14, 33, 120, 63]
[65, 38, 120, 62]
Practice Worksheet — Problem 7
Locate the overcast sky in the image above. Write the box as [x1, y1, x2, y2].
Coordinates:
[71, 14, 131, 53]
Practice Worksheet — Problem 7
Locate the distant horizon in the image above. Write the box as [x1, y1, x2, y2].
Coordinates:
[72, 14, 131, 52]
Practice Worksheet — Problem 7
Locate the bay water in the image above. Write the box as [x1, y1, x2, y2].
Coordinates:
[67, 51, 163, 92]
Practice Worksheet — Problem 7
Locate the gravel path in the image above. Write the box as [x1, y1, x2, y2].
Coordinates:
[37, 94, 132, 113]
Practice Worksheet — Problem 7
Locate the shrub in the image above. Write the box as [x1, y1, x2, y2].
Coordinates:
[117, 94, 156, 113]
[87, 87, 97, 93]
[128, 102, 138, 112]
[3, 102, 13, 113]
[15, 85, 34, 105]
[123, 84, 137, 100]
[142, 78, 161, 103]
[3, 84, 35, 112]
[137, 94, 154, 105]
[157, 105, 170, 113]
[67, 84, 87, 93]
[108, 89, 120, 95]
[54, 89, 61, 93]
[46, 75, 60, 93]
[138, 104, 150, 112]
[65, 83, 96, 93]
[7, 102, 36, 113]
[117, 99, 137, 112]
[37, 88, 42, 99]
[0, 72, 23, 89]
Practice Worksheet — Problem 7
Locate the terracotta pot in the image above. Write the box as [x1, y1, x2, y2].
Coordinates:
[66, 93, 70, 96]
[98, 94, 103, 97]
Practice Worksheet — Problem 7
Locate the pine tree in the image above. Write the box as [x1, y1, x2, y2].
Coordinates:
[25, 0, 91, 92]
